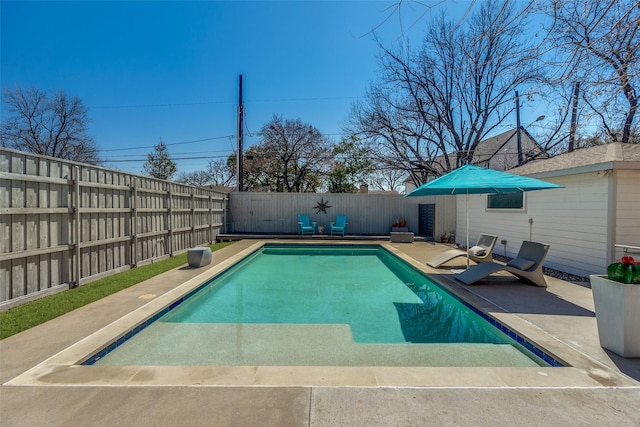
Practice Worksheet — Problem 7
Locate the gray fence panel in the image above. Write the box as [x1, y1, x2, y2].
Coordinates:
[0, 148, 228, 309]
[228, 192, 455, 237]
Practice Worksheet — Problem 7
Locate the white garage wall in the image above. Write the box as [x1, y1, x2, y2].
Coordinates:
[457, 171, 610, 277]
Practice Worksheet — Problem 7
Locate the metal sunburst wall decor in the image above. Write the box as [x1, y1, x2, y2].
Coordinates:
[314, 197, 331, 214]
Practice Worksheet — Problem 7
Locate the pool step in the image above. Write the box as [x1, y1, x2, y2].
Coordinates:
[95, 323, 539, 367]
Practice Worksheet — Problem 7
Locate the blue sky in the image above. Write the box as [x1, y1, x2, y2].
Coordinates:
[2, 1, 487, 175]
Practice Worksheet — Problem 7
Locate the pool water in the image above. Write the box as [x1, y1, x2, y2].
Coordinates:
[93, 245, 549, 367]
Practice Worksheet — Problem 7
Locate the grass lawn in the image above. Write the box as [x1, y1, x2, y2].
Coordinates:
[0, 242, 235, 340]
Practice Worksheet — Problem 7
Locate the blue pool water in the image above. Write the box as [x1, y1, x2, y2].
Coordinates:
[92, 244, 557, 367]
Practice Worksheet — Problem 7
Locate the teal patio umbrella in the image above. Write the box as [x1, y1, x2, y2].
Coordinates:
[406, 164, 563, 268]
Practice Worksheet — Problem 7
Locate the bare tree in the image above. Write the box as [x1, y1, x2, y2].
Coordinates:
[206, 157, 236, 187]
[1, 86, 100, 164]
[347, 2, 543, 186]
[347, 82, 445, 187]
[541, 0, 639, 143]
[520, 82, 574, 156]
[243, 144, 278, 191]
[175, 170, 212, 186]
[369, 164, 407, 193]
[174, 157, 235, 187]
[244, 115, 332, 192]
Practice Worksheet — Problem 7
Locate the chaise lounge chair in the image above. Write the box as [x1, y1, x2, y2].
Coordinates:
[455, 240, 550, 287]
[427, 233, 498, 268]
[298, 214, 317, 235]
[330, 215, 347, 236]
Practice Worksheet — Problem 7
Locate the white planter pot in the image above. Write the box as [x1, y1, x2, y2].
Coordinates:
[590, 274, 640, 358]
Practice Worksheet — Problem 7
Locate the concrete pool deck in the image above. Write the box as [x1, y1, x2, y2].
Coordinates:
[1, 239, 639, 426]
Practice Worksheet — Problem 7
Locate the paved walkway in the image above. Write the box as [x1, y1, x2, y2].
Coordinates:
[1, 240, 639, 426]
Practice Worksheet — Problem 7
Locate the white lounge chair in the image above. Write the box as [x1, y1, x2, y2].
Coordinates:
[455, 241, 550, 287]
[427, 233, 498, 268]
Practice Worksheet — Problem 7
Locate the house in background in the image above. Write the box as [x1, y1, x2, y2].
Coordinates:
[456, 143, 640, 277]
[405, 127, 544, 194]
[471, 127, 545, 171]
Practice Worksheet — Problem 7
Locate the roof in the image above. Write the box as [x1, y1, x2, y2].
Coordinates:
[427, 127, 541, 173]
[367, 190, 401, 195]
[202, 185, 235, 193]
[511, 143, 640, 176]
[472, 127, 539, 164]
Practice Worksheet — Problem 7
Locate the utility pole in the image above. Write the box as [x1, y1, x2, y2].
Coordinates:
[568, 81, 580, 152]
[515, 90, 523, 166]
[236, 75, 244, 192]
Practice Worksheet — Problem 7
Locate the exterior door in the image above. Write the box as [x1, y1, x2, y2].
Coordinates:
[418, 203, 435, 239]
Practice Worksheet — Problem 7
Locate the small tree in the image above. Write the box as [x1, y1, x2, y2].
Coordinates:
[328, 137, 374, 193]
[143, 140, 177, 180]
[1, 86, 100, 164]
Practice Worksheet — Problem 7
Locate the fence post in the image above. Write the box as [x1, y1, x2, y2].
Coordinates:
[73, 165, 81, 286]
[190, 192, 195, 248]
[167, 189, 173, 256]
[131, 177, 137, 267]
[227, 195, 231, 233]
[209, 194, 213, 244]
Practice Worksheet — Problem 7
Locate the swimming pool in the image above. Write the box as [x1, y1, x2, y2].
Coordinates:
[90, 244, 560, 368]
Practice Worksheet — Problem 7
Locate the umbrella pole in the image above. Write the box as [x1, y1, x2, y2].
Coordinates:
[466, 193, 470, 270]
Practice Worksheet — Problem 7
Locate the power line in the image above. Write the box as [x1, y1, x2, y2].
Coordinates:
[101, 135, 235, 152]
[103, 149, 233, 158]
[104, 154, 233, 163]
[93, 100, 235, 109]
[100, 130, 350, 157]
[246, 96, 358, 103]
[93, 96, 358, 110]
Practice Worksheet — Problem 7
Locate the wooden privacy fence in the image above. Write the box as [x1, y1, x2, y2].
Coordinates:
[228, 192, 456, 237]
[0, 148, 228, 309]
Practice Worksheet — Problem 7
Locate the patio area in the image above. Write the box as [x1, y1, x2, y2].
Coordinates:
[1, 240, 639, 426]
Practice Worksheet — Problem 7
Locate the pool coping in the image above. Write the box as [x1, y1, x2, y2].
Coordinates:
[5, 240, 638, 388]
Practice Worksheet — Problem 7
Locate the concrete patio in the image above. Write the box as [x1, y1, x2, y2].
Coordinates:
[1, 240, 639, 426]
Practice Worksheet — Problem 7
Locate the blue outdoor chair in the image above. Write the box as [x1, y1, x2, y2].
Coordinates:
[298, 214, 317, 235]
[330, 215, 348, 236]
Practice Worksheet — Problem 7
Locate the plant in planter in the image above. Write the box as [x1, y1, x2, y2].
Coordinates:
[391, 217, 408, 232]
[440, 232, 450, 243]
[607, 256, 640, 284]
[590, 255, 640, 357]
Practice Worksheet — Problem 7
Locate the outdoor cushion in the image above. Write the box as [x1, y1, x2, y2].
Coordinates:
[426, 233, 498, 268]
[507, 257, 535, 271]
[469, 246, 486, 257]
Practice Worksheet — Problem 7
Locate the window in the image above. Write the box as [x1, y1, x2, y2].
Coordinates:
[487, 192, 524, 209]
